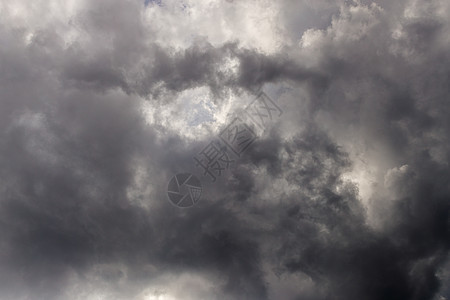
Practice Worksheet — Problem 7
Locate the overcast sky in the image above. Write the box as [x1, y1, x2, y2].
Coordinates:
[0, 0, 449, 299]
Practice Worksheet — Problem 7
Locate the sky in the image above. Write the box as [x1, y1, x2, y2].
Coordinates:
[0, 0, 449, 299]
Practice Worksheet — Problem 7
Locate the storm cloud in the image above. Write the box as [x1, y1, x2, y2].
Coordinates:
[0, 0, 448, 299]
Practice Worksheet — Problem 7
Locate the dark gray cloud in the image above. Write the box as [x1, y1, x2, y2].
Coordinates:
[0, 0, 448, 299]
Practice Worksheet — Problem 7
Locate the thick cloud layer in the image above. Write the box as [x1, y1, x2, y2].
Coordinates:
[0, 0, 448, 299]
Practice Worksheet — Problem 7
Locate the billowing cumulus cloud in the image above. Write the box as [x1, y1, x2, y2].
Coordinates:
[0, 0, 448, 299]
